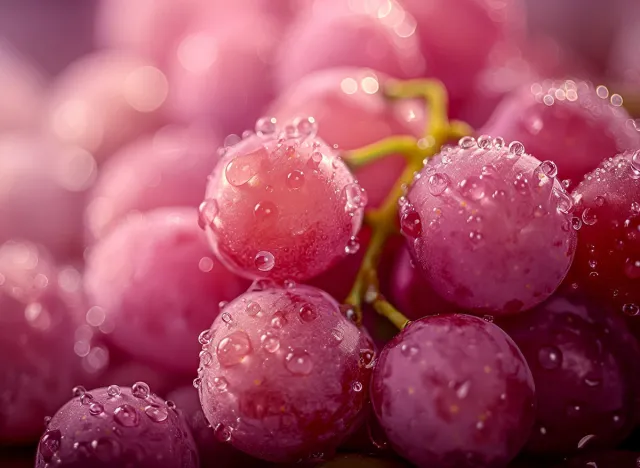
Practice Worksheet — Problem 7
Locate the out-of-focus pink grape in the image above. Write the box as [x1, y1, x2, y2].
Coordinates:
[371, 314, 535, 468]
[403, 137, 576, 315]
[275, 0, 425, 92]
[35, 384, 198, 467]
[482, 80, 640, 183]
[201, 119, 365, 281]
[86, 124, 220, 242]
[401, 0, 525, 106]
[0, 42, 44, 132]
[566, 150, 640, 327]
[166, 12, 278, 137]
[0, 241, 84, 443]
[44, 52, 169, 162]
[197, 284, 374, 462]
[499, 293, 640, 455]
[84, 207, 249, 374]
[0, 135, 94, 261]
[269, 67, 425, 207]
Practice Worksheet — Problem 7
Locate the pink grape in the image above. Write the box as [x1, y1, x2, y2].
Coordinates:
[200, 118, 365, 281]
[0, 135, 92, 262]
[566, 150, 640, 327]
[269, 67, 425, 207]
[371, 314, 536, 468]
[402, 137, 577, 315]
[197, 283, 375, 462]
[498, 293, 640, 455]
[275, 0, 425, 92]
[35, 384, 198, 467]
[481, 80, 640, 183]
[0, 241, 84, 443]
[84, 207, 249, 374]
[44, 52, 168, 162]
[86, 124, 221, 241]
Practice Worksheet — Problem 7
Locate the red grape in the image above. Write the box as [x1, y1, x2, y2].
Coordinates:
[498, 293, 640, 455]
[269, 67, 425, 207]
[371, 313, 535, 468]
[85, 124, 220, 241]
[567, 150, 640, 325]
[197, 283, 374, 462]
[84, 207, 248, 374]
[481, 80, 640, 183]
[35, 384, 198, 467]
[275, 0, 425, 92]
[0, 241, 84, 443]
[201, 119, 365, 281]
[403, 137, 576, 315]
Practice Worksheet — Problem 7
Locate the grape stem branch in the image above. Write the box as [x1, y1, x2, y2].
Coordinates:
[344, 79, 472, 329]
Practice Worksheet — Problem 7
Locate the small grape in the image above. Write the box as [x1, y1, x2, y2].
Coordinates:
[481, 80, 640, 182]
[198, 284, 373, 462]
[35, 385, 198, 467]
[403, 138, 576, 315]
[498, 293, 640, 455]
[84, 207, 249, 374]
[201, 119, 365, 281]
[371, 314, 535, 468]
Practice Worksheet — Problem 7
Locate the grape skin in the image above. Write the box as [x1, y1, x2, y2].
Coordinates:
[197, 284, 374, 462]
[371, 314, 535, 468]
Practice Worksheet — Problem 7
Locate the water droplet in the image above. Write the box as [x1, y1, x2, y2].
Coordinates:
[213, 377, 228, 391]
[582, 208, 597, 226]
[459, 136, 476, 149]
[217, 331, 252, 367]
[455, 381, 471, 399]
[225, 153, 262, 186]
[286, 170, 305, 190]
[483, 315, 494, 323]
[538, 160, 558, 179]
[400, 344, 419, 357]
[330, 328, 344, 343]
[352, 381, 363, 392]
[594, 196, 606, 207]
[166, 400, 176, 410]
[428, 173, 449, 196]
[80, 393, 94, 405]
[271, 311, 287, 328]
[114, 404, 140, 427]
[214, 423, 232, 442]
[538, 346, 562, 370]
[566, 403, 582, 417]
[623, 303, 639, 316]
[254, 251, 275, 272]
[246, 301, 261, 316]
[508, 141, 525, 156]
[107, 385, 121, 398]
[345, 237, 360, 255]
[199, 351, 213, 367]
[584, 376, 602, 387]
[469, 231, 484, 244]
[198, 329, 213, 345]
[89, 402, 104, 416]
[193, 377, 202, 388]
[577, 434, 596, 449]
[459, 176, 486, 200]
[44, 416, 52, 427]
[254, 201, 278, 222]
[144, 404, 169, 423]
[261, 333, 280, 353]
[492, 137, 505, 149]
[255, 117, 276, 137]
[476, 135, 492, 149]
[309, 151, 323, 168]
[631, 201, 640, 214]
[294, 117, 317, 138]
[400, 209, 422, 238]
[198, 199, 218, 229]
[554, 188, 573, 214]
[572, 217, 582, 230]
[285, 350, 313, 375]
[39, 430, 62, 462]
[132, 382, 150, 399]
[221, 312, 233, 325]
[632, 150, 640, 172]
[344, 183, 367, 211]
[359, 349, 375, 368]
[299, 304, 317, 322]
[72, 386, 86, 397]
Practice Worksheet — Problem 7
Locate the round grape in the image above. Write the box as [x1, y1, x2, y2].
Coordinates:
[371, 314, 535, 468]
[197, 284, 374, 462]
[35, 384, 198, 467]
[498, 293, 640, 455]
[403, 137, 576, 315]
[84, 207, 249, 374]
[201, 119, 365, 281]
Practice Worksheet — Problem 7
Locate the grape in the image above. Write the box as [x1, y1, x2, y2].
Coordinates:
[45, 52, 168, 162]
[401, 0, 525, 106]
[269, 67, 425, 207]
[167, 386, 263, 467]
[557, 451, 640, 467]
[0, 43, 44, 132]
[84, 207, 249, 374]
[388, 245, 460, 320]
[0, 241, 84, 443]
[481, 80, 640, 183]
[498, 293, 640, 455]
[274, 0, 425, 92]
[35, 384, 198, 467]
[86, 124, 220, 241]
[197, 284, 374, 462]
[567, 150, 640, 327]
[371, 314, 535, 468]
[0, 134, 91, 262]
[201, 119, 365, 281]
[403, 137, 576, 315]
